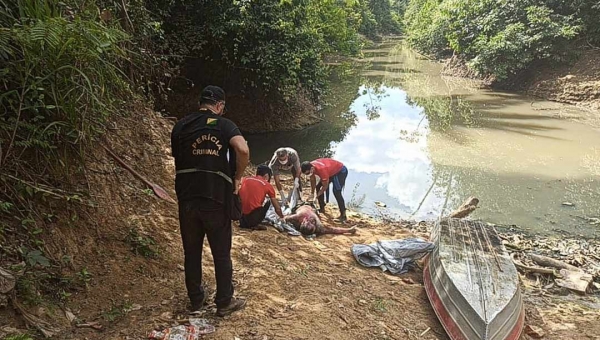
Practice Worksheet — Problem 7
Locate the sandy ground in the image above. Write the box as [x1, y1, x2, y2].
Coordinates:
[1, 110, 599, 340]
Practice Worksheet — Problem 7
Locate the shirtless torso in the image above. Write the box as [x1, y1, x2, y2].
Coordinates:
[284, 205, 356, 236]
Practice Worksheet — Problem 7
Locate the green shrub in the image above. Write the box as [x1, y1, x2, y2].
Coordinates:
[154, 0, 365, 103]
[443, 0, 579, 79]
[404, 0, 449, 56]
[126, 228, 159, 258]
[404, 0, 582, 79]
[1, 0, 131, 182]
[368, 0, 402, 34]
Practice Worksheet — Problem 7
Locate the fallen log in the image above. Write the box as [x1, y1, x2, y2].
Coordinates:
[512, 260, 557, 276]
[444, 196, 479, 219]
[529, 254, 582, 273]
[511, 254, 557, 276]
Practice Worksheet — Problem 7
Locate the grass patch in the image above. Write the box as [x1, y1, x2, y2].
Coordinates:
[373, 298, 389, 313]
[125, 228, 159, 258]
[103, 300, 133, 322]
[347, 182, 366, 210]
[3, 335, 34, 340]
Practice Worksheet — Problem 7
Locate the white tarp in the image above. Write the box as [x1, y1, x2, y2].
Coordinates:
[264, 186, 302, 236]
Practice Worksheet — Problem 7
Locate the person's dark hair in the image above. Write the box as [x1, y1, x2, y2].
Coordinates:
[300, 161, 312, 173]
[199, 85, 225, 105]
[256, 164, 273, 178]
[276, 149, 288, 158]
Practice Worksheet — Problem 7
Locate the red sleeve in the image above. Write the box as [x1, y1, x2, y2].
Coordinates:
[314, 168, 328, 184]
[266, 183, 276, 198]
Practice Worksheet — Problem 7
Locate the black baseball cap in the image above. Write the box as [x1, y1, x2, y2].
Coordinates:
[200, 85, 225, 104]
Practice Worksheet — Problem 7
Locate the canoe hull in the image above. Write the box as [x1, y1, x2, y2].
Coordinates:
[424, 219, 525, 340]
[424, 262, 525, 340]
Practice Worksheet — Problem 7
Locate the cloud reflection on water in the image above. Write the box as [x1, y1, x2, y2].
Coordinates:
[333, 85, 448, 218]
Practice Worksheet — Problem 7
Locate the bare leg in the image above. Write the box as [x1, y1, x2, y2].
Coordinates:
[317, 225, 357, 235]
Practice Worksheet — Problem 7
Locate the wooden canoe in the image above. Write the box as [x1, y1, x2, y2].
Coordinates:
[424, 218, 524, 340]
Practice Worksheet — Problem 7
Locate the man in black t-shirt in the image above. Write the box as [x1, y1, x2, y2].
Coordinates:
[171, 85, 249, 316]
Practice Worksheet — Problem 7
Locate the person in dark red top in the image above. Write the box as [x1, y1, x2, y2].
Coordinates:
[301, 158, 348, 222]
[239, 165, 285, 230]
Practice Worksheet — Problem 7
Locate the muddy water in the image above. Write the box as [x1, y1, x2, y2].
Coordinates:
[246, 42, 600, 237]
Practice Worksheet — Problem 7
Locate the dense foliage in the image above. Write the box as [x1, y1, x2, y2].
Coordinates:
[152, 0, 402, 105]
[0, 0, 132, 182]
[404, 0, 600, 80]
[0, 0, 403, 198]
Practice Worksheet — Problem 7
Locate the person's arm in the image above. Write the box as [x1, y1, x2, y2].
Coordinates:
[292, 153, 302, 188]
[283, 212, 300, 229]
[316, 178, 329, 197]
[269, 152, 286, 195]
[230, 135, 249, 194]
[274, 174, 283, 192]
[309, 174, 317, 201]
[268, 151, 278, 168]
[270, 197, 285, 219]
[274, 174, 287, 204]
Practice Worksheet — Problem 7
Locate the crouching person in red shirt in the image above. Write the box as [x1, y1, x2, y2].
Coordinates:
[301, 158, 348, 223]
[239, 165, 285, 230]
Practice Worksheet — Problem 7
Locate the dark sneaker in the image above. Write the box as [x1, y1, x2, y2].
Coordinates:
[216, 298, 246, 317]
[251, 224, 267, 231]
[334, 215, 347, 223]
[190, 295, 207, 314]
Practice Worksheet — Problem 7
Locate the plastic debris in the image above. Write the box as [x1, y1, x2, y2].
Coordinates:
[351, 238, 434, 275]
[189, 318, 215, 334]
[148, 319, 214, 340]
[76, 322, 103, 331]
[263, 186, 307, 236]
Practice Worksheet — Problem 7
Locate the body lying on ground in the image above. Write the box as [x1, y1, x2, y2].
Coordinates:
[284, 205, 356, 236]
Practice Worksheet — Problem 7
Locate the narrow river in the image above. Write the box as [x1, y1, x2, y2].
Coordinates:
[246, 41, 600, 237]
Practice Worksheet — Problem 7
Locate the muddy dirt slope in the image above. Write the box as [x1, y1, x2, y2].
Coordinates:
[525, 50, 600, 112]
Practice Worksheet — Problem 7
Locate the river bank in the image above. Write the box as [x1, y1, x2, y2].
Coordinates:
[0, 105, 598, 339]
[247, 40, 600, 238]
[441, 48, 600, 114]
